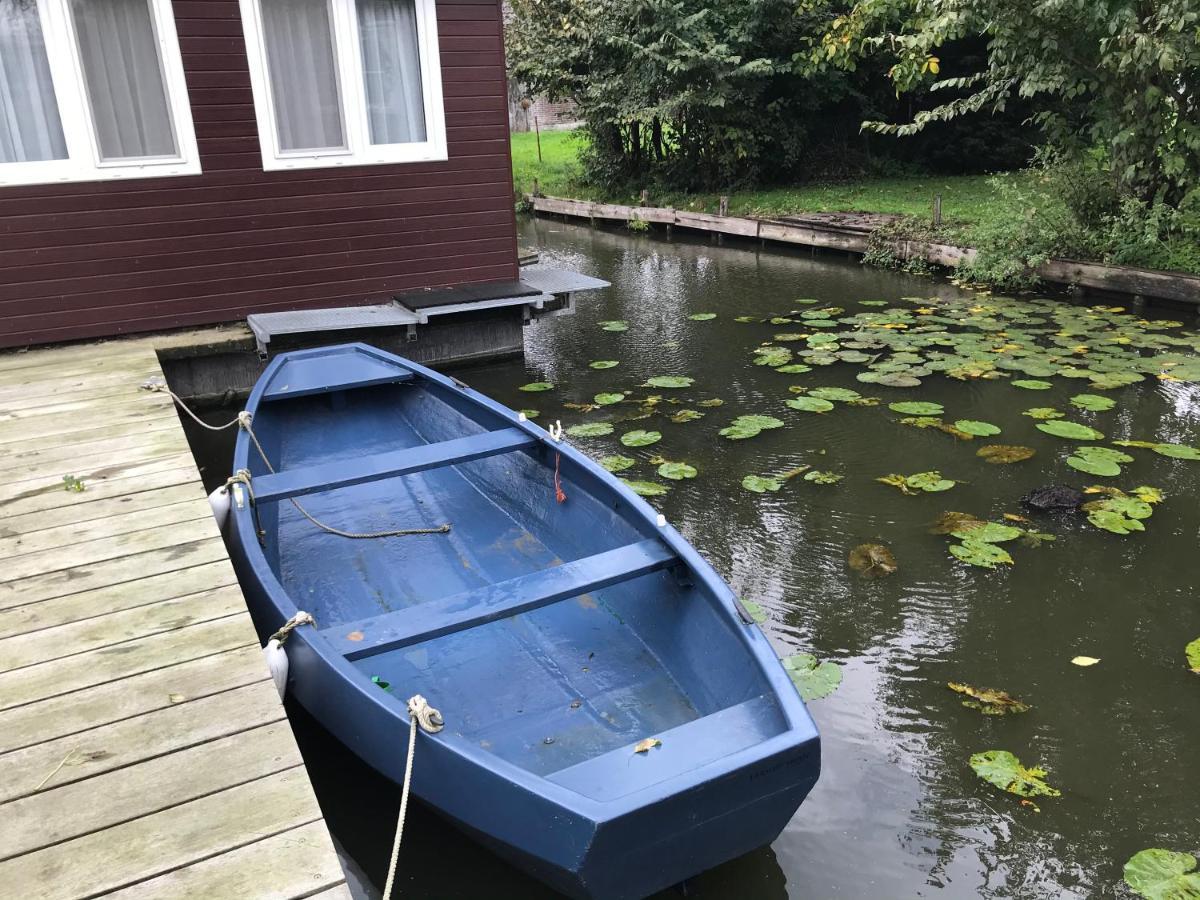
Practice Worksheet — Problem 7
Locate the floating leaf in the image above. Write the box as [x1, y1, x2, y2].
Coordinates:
[720, 415, 785, 441]
[567, 422, 614, 438]
[519, 382, 553, 392]
[742, 475, 783, 493]
[1036, 421, 1105, 440]
[1071, 656, 1101, 666]
[1087, 508, 1146, 534]
[600, 455, 636, 473]
[753, 347, 793, 368]
[969, 750, 1060, 798]
[803, 470, 843, 485]
[1133, 485, 1165, 504]
[633, 737, 662, 753]
[906, 471, 957, 492]
[734, 315, 759, 323]
[688, 313, 717, 321]
[930, 511, 985, 535]
[1153, 443, 1200, 460]
[589, 360, 619, 369]
[977, 444, 1036, 464]
[889, 401, 944, 416]
[776, 364, 813, 374]
[876, 373, 922, 388]
[741, 599, 769, 624]
[657, 461, 697, 480]
[1066, 454, 1121, 477]
[1185, 638, 1200, 674]
[1012, 380, 1053, 390]
[593, 392, 625, 406]
[948, 683, 1031, 715]
[773, 333, 807, 342]
[1123, 848, 1200, 900]
[621, 479, 668, 496]
[782, 652, 843, 701]
[670, 409, 704, 423]
[698, 398, 724, 408]
[848, 543, 897, 579]
[949, 539, 1014, 568]
[809, 387, 861, 403]
[1113, 439, 1159, 449]
[953, 420, 1001, 437]
[1023, 407, 1065, 420]
[519, 408, 540, 419]
[1070, 393, 1117, 411]
[620, 430, 661, 447]
[952, 522, 1022, 543]
[785, 396, 835, 413]
[598, 320, 628, 332]
[644, 376, 694, 389]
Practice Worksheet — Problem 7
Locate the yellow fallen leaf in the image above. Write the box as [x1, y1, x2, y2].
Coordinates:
[1071, 656, 1101, 667]
[633, 738, 662, 754]
[168, 693, 186, 703]
[1003, 513, 1030, 523]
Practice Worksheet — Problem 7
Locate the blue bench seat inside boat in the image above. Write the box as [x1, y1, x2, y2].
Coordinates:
[247, 379, 779, 779]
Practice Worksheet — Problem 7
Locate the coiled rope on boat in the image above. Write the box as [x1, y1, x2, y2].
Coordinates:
[383, 695, 444, 899]
[143, 380, 451, 539]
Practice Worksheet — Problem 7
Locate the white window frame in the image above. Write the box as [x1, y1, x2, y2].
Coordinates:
[0, 0, 201, 188]
[237, 0, 448, 171]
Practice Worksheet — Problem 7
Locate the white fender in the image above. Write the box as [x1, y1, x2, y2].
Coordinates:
[263, 638, 288, 699]
[208, 485, 231, 532]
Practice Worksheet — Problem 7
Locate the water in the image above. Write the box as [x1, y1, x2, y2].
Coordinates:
[197, 218, 1200, 898]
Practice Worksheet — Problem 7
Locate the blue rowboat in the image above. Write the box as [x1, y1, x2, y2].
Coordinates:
[227, 343, 820, 899]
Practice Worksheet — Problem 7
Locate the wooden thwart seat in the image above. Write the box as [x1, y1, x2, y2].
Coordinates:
[252, 427, 536, 503]
[325, 539, 678, 660]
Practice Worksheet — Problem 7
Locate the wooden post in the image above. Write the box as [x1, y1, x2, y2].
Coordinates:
[640, 189, 648, 207]
[532, 178, 539, 198]
[933, 194, 942, 228]
[719, 196, 729, 217]
[534, 115, 542, 163]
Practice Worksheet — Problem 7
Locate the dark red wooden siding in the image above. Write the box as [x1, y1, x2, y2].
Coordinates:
[0, 0, 518, 348]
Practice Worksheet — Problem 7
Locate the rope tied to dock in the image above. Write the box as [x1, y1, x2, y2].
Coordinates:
[145, 379, 451, 540]
[382, 695, 444, 899]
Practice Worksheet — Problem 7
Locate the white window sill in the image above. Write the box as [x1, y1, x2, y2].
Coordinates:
[0, 158, 202, 189]
[261, 146, 449, 172]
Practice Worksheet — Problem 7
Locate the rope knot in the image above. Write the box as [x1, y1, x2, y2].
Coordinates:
[237, 410, 253, 430]
[407, 694, 444, 734]
[269, 610, 315, 645]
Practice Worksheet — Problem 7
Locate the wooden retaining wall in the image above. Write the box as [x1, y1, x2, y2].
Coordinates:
[530, 195, 1200, 305]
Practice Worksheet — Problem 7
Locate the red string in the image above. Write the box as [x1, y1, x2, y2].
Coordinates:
[554, 451, 567, 503]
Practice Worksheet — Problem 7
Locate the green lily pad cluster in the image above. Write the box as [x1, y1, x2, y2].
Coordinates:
[877, 471, 957, 494]
[1065, 446, 1133, 477]
[720, 415, 785, 440]
[1081, 485, 1163, 534]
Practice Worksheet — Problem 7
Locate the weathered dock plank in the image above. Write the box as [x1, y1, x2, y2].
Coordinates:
[0, 331, 346, 898]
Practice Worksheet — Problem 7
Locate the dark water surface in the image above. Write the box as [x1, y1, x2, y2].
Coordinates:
[249, 219, 1200, 899]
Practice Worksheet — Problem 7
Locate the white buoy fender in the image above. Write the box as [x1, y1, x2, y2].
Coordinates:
[264, 638, 288, 699]
[208, 485, 231, 532]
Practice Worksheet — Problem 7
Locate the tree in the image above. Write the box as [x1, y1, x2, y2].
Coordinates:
[812, 0, 1200, 203]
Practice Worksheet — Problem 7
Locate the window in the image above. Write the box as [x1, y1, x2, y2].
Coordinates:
[238, 0, 446, 170]
[0, 0, 200, 186]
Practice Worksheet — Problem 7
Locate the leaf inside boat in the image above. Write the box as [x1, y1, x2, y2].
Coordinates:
[848, 543, 897, 579]
[969, 750, 1061, 798]
[633, 738, 662, 753]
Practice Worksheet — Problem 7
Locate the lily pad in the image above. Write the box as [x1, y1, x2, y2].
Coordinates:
[876, 373, 923, 388]
[670, 409, 704, 423]
[753, 347, 793, 368]
[977, 445, 1036, 464]
[930, 511, 985, 535]
[1023, 407, 1065, 420]
[598, 320, 628, 332]
[889, 401, 945, 416]
[968, 750, 1061, 798]
[688, 312, 717, 321]
[698, 398, 724, 408]
[776, 364, 814, 374]
[518, 409, 540, 419]
[657, 461, 697, 480]
[951, 523, 1022, 543]
[1012, 380, 1053, 390]
[1066, 454, 1121, 477]
[948, 682, 1031, 715]
[594, 392, 625, 406]
[809, 387, 862, 403]
[1036, 421, 1105, 440]
[847, 543, 897, 579]
[644, 376, 694, 389]
[720, 415, 785, 441]
[741, 599, 769, 624]
[804, 470, 843, 484]
[1153, 443, 1200, 460]
[742, 474, 782, 493]
[954, 420, 1002, 437]
[949, 539, 1014, 568]
[1123, 848, 1200, 900]
[782, 652, 843, 701]
[785, 397, 835, 413]
[1186, 637, 1200, 674]
[621, 479, 669, 497]
[1070, 393, 1117, 411]
[589, 360, 620, 369]
[620, 430, 661, 447]
[599, 455, 636, 472]
[567, 422, 614, 438]
[519, 382, 554, 392]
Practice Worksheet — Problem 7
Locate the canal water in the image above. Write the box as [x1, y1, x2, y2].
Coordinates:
[202, 217, 1200, 898]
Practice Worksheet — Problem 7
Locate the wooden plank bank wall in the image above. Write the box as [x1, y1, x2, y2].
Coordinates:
[0, 0, 519, 349]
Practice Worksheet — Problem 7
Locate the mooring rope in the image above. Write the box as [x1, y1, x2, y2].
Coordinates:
[144, 380, 451, 540]
[383, 695, 444, 899]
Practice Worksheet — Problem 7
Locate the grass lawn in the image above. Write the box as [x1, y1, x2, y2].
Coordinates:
[511, 130, 1038, 237]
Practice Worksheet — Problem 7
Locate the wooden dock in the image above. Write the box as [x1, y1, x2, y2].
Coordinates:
[0, 331, 350, 898]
